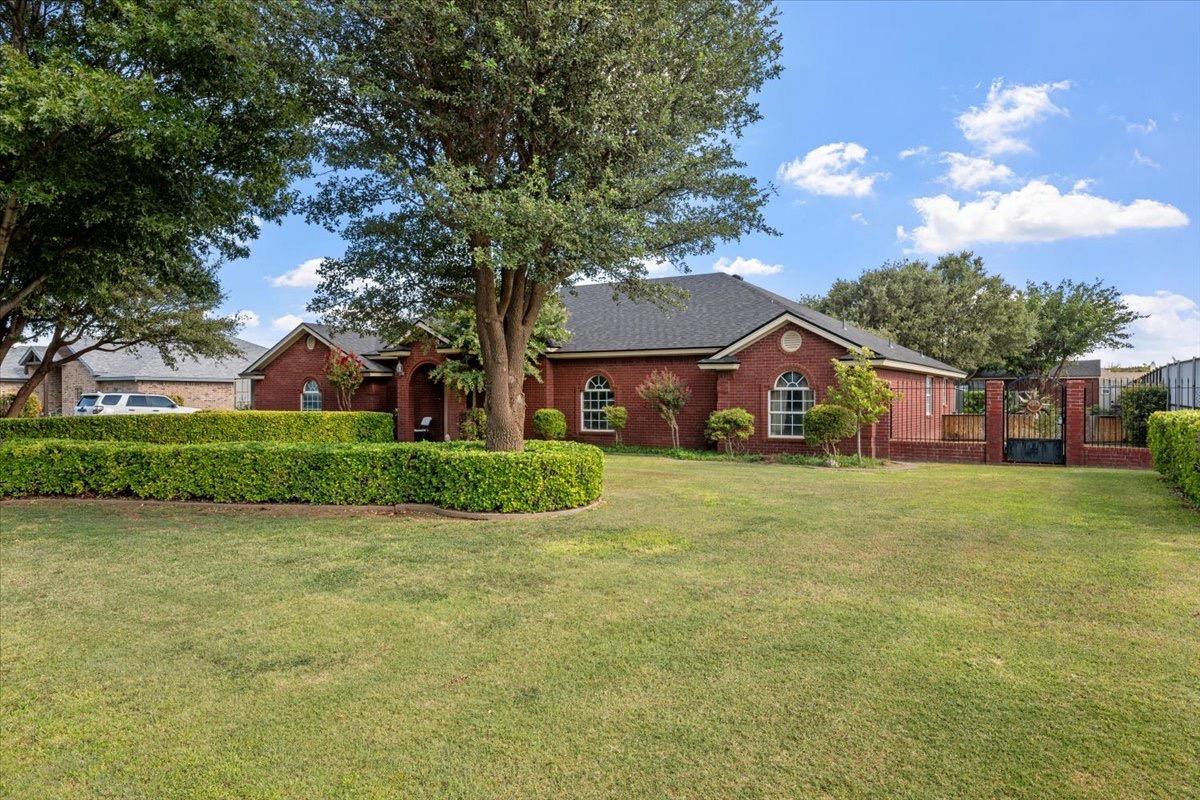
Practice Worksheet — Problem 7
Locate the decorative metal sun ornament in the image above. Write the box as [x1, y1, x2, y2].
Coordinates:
[1015, 387, 1052, 416]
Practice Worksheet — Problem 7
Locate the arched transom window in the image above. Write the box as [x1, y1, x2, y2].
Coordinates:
[768, 371, 813, 437]
[301, 379, 323, 411]
[581, 375, 614, 431]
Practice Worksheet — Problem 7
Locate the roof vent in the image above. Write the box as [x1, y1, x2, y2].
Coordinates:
[730, 274, 743, 280]
[841, 318, 847, 330]
[889, 340, 895, 349]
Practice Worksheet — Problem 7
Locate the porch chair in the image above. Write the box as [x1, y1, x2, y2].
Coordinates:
[414, 416, 433, 441]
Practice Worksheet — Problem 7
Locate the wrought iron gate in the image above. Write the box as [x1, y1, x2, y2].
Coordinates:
[1003, 376, 1066, 464]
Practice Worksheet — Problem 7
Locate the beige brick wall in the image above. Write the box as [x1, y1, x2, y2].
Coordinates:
[95, 380, 235, 410]
[60, 361, 97, 416]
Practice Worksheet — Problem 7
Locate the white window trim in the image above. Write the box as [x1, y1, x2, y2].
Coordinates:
[580, 375, 615, 433]
[301, 379, 323, 411]
[767, 372, 813, 440]
[924, 375, 933, 417]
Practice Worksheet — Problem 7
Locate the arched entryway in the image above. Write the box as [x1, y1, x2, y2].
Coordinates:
[409, 363, 445, 441]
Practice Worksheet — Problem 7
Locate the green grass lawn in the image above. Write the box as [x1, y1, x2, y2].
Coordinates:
[1, 457, 1197, 799]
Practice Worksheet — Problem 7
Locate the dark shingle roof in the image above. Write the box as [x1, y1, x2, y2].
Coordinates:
[0, 346, 44, 381]
[558, 273, 963, 374]
[76, 337, 266, 382]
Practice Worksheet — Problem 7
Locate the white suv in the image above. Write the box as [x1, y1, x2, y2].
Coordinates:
[76, 393, 199, 415]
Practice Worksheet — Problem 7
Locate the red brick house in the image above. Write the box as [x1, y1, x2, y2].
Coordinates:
[241, 273, 966, 453]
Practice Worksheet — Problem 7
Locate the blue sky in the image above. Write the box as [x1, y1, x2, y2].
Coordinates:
[222, 1, 1200, 366]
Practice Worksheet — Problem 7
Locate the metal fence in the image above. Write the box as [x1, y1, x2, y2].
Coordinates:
[888, 379, 984, 442]
[1084, 377, 1197, 446]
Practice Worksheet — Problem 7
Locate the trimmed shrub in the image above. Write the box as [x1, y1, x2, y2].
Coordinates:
[0, 439, 603, 513]
[532, 408, 567, 440]
[805, 404, 858, 461]
[1148, 410, 1200, 505]
[1116, 384, 1168, 447]
[705, 408, 754, 455]
[458, 407, 487, 441]
[0, 410, 393, 444]
[603, 405, 628, 443]
[0, 392, 41, 418]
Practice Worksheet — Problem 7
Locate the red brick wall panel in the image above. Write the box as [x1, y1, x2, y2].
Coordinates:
[1081, 445, 1152, 469]
[889, 440, 986, 463]
[548, 356, 718, 448]
[253, 334, 393, 412]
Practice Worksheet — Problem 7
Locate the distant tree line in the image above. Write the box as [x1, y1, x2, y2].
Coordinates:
[803, 251, 1141, 378]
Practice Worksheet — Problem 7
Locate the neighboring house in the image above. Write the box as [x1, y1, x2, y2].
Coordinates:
[243, 273, 966, 453]
[0, 338, 266, 415]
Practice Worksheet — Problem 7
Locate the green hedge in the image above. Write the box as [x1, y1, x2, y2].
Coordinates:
[0, 439, 602, 513]
[1147, 410, 1200, 505]
[0, 411, 393, 444]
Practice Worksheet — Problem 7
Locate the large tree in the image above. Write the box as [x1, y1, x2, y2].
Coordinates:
[807, 252, 1030, 375]
[425, 295, 570, 409]
[0, 0, 313, 409]
[1010, 279, 1142, 378]
[305, 0, 781, 450]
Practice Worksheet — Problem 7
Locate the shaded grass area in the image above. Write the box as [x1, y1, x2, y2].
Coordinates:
[1, 457, 1197, 799]
[600, 442, 884, 467]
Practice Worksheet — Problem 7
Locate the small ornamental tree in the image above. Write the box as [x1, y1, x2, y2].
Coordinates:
[604, 405, 629, 444]
[805, 404, 858, 464]
[637, 370, 691, 450]
[705, 408, 754, 455]
[825, 347, 896, 458]
[325, 348, 365, 411]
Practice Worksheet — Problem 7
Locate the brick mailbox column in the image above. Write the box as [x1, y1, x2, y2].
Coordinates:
[984, 379, 1005, 463]
[1064, 378, 1086, 466]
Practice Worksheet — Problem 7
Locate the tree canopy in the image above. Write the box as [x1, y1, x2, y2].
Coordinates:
[1010, 279, 1142, 378]
[304, 0, 781, 449]
[0, 0, 313, 414]
[807, 252, 1030, 375]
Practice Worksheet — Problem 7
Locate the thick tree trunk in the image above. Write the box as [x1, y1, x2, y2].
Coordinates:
[472, 260, 547, 452]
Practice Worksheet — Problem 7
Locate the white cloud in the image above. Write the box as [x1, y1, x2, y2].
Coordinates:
[940, 152, 1015, 191]
[898, 179, 1189, 252]
[272, 313, 316, 331]
[1088, 291, 1200, 366]
[956, 79, 1070, 155]
[1072, 178, 1096, 193]
[1132, 148, 1161, 169]
[898, 145, 929, 160]
[850, 213, 868, 226]
[1126, 118, 1157, 135]
[270, 257, 325, 288]
[713, 256, 783, 276]
[776, 142, 879, 198]
[234, 309, 260, 329]
[641, 257, 676, 277]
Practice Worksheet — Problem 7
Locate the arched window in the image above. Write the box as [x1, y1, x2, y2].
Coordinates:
[768, 371, 813, 438]
[301, 379, 323, 411]
[581, 375, 614, 431]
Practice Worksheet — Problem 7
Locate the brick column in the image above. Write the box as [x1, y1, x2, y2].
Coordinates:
[395, 357, 414, 442]
[985, 380, 1004, 463]
[1064, 378, 1086, 466]
[715, 371, 732, 410]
